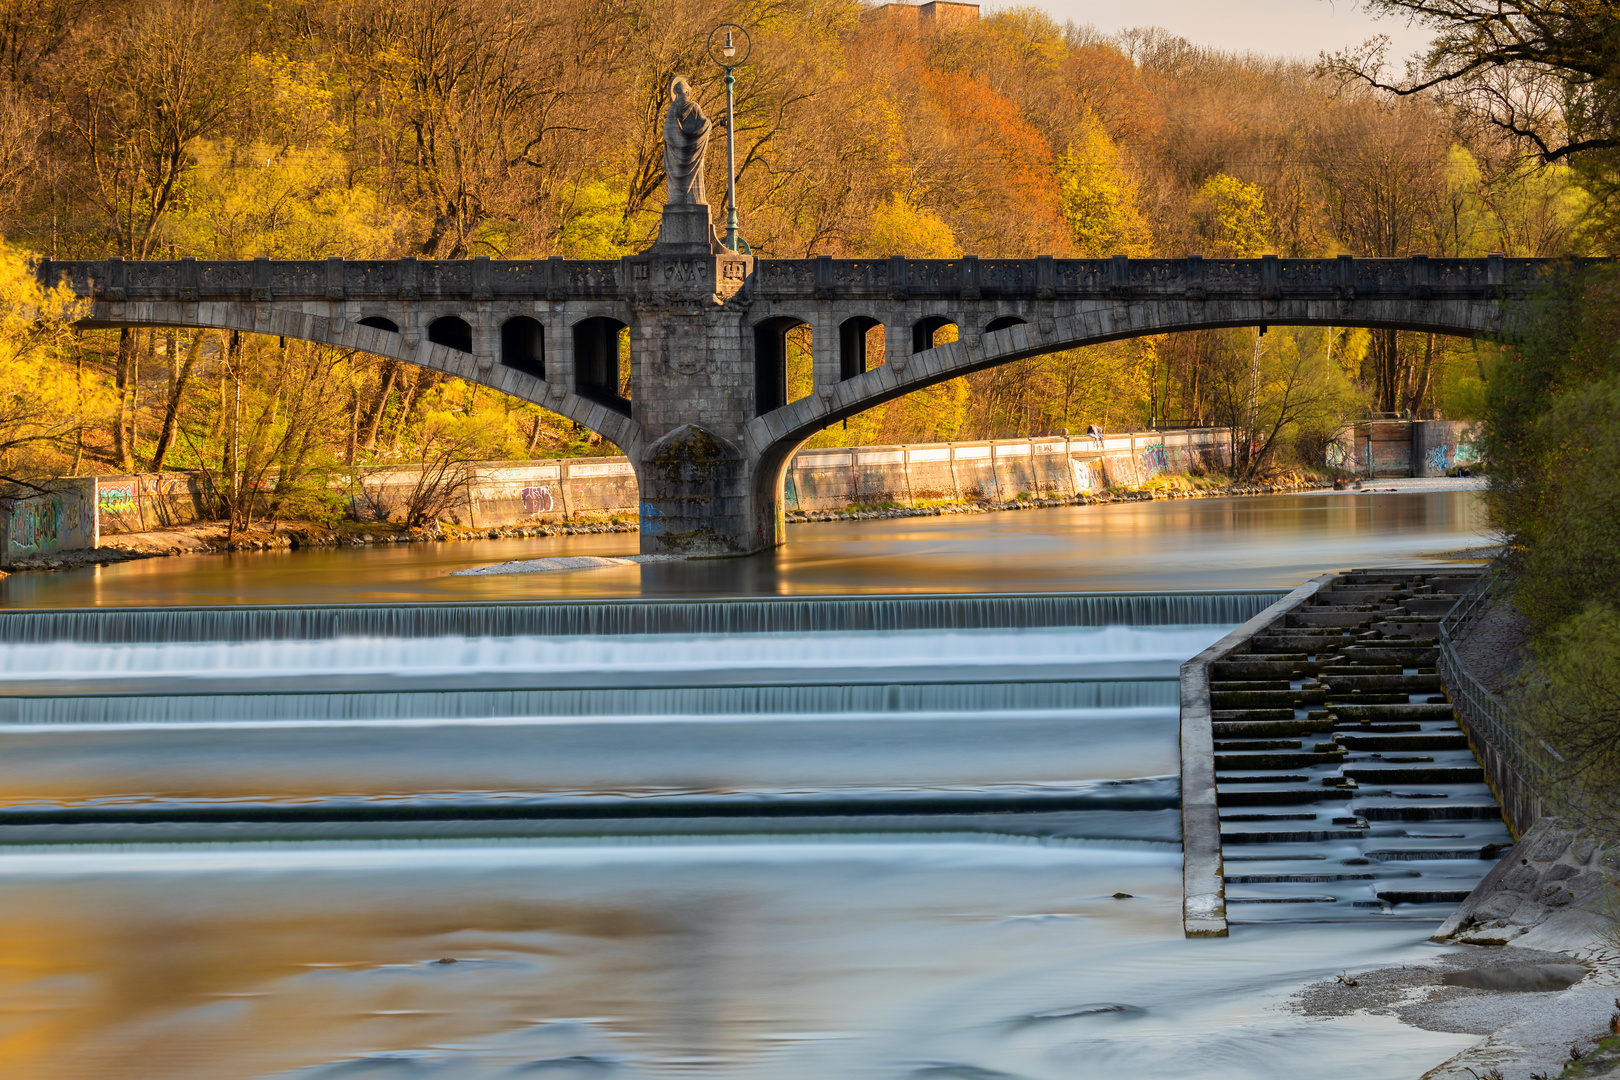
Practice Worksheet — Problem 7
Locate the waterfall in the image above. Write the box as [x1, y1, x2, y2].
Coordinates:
[0, 591, 1284, 645]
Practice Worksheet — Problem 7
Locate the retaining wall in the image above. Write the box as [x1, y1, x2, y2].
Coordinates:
[0, 480, 99, 568]
[783, 429, 1235, 512]
[1330, 419, 1482, 478]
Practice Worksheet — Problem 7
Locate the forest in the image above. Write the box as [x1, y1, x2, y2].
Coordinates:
[0, 0, 1609, 494]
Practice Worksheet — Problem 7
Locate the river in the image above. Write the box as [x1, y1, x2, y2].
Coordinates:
[0, 488, 1485, 606]
[0, 489, 1492, 1079]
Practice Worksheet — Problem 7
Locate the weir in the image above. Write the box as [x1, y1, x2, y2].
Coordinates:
[0, 590, 1284, 644]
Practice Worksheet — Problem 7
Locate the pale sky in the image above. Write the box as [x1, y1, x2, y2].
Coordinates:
[991, 0, 1435, 61]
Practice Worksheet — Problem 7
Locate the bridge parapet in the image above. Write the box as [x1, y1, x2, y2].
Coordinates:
[39, 254, 1552, 305]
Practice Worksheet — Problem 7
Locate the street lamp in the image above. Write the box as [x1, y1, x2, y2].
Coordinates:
[707, 23, 752, 253]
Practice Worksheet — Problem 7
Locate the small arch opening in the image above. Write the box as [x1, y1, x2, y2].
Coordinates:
[986, 316, 1026, 333]
[358, 316, 398, 333]
[574, 316, 631, 416]
[754, 316, 811, 416]
[839, 317, 882, 380]
[912, 315, 957, 353]
[427, 316, 473, 353]
[501, 316, 545, 379]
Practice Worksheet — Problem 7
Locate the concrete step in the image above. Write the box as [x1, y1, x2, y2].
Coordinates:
[1320, 665, 1404, 676]
[1224, 894, 1338, 903]
[1322, 675, 1443, 691]
[1218, 774, 1310, 784]
[1217, 788, 1354, 806]
[1216, 751, 1345, 770]
[1212, 708, 1298, 722]
[1211, 661, 1308, 679]
[1225, 873, 1376, 884]
[1358, 804, 1501, 822]
[1209, 680, 1293, 691]
[1341, 765, 1484, 784]
[1332, 721, 1423, 733]
[1340, 647, 1439, 663]
[1376, 889, 1474, 905]
[1211, 690, 1315, 707]
[1365, 846, 1510, 862]
[1213, 719, 1326, 738]
[1214, 739, 1303, 751]
[1332, 704, 1456, 721]
[1336, 733, 1469, 751]
[1219, 812, 1317, 822]
[1325, 693, 1413, 705]
[1222, 829, 1366, 844]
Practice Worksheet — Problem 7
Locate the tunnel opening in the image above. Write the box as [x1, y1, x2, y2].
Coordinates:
[575, 316, 632, 416]
[427, 316, 473, 353]
[500, 316, 545, 380]
[358, 316, 398, 333]
[986, 316, 1026, 333]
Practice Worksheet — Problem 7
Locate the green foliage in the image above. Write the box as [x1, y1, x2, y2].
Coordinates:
[1521, 602, 1620, 826]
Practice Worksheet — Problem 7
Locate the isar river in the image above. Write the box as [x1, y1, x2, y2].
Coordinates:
[0, 490, 1490, 1079]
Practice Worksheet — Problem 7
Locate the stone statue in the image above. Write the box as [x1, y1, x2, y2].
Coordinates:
[663, 77, 711, 206]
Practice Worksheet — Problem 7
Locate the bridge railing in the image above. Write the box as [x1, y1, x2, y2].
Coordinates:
[1436, 565, 1566, 836]
[39, 254, 1555, 305]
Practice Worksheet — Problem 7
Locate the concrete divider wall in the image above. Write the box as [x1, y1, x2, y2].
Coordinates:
[1329, 419, 1481, 478]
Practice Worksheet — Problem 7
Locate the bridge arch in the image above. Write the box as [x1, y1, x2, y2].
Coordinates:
[739, 293, 1512, 540]
[70, 297, 642, 461]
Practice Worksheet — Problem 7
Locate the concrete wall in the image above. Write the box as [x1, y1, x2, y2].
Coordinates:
[1413, 420, 1482, 477]
[72, 427, 1234, 539]
[782, 428, 1235, 512]
[1329, 420, 1483, 478]
[2, 479, 98, 567]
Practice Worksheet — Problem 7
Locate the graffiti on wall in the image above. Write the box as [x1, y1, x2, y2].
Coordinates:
[5, 483, 96, 564]
[520, 486, 555, 514]
[1140, 443, 1169, 475]
[98, 483, 136, 514]
[1424, 438, 1481, 474]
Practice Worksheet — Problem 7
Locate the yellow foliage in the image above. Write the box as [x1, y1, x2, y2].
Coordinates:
[167, 140, 408, 258]
[1190, 174, 1271, 257]
[1057, 112, 1152, 257]
[0, 240, 111, 471]
[863, 195, 962, 258]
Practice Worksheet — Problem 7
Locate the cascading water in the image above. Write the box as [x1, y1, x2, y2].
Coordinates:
[0, 589, 1486, 1079]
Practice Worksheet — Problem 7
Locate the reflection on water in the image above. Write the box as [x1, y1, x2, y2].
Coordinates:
[0, 491, 1486, 608]
[0, 495, 1493, 1078]
[0, 842, 1475, 1080]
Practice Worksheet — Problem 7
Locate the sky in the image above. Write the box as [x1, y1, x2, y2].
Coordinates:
[992, 0, 1436, 61]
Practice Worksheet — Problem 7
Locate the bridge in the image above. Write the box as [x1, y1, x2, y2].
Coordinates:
[41, 244, 1553, 555]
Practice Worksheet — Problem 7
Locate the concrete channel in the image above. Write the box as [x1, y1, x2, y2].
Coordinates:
[1180, 568, 1514, 936]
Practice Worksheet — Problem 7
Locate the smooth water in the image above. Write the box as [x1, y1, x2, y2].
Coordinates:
[0, 491, 1494, 1078]
[0, 490, 1487, 607]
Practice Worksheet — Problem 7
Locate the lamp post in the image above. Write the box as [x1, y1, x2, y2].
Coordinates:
[707, 23, 752, 253]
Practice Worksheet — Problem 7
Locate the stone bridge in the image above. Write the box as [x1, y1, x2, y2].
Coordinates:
[41, 245, 1556, 555]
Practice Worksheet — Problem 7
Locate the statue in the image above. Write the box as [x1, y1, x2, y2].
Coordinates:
[663, 77, 710, 206]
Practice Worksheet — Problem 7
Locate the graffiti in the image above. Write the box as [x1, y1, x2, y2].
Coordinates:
[9, 496, 62, 556]
[5, 484, 96, 563]
[1426, 443, 1453, 473]
[1140, 443, 1170, 475]
[98, 484, 137, 514]
[520, 486, 555, 514]
[640, 501, 665, 536]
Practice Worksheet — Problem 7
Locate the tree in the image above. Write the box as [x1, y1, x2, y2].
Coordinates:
[0, 239, 109, 485]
